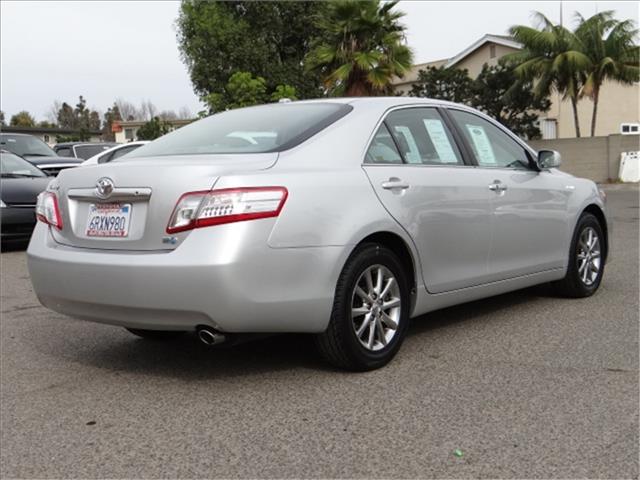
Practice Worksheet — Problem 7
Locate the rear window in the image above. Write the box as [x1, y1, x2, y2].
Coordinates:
[124, 103, 352, 158]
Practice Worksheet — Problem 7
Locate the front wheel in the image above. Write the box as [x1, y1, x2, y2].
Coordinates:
[555, 212, 605, 298]
[316, 243, 411, 371]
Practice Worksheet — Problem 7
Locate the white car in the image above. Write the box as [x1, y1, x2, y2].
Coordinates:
[81, 141, 149, 166]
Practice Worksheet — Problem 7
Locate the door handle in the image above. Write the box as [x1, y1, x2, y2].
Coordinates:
[382, 178, 410, 190]
[488, 180, 507, 193]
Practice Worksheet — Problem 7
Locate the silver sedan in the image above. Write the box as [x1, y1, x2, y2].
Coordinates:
[27, 98, 609, 370]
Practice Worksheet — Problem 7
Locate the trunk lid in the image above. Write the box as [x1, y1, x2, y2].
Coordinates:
[49, 154, 277, 250]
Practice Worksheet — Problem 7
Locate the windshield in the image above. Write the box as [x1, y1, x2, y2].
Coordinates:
[125, 103, 352, 159]
[0, 152, 48, 177]
[0, 134, 56, 157]
[75, 144, 115, 159]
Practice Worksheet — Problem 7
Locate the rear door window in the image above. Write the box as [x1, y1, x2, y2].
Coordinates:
[384, 108, 463, 165]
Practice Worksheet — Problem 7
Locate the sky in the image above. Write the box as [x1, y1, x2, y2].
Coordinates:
[1, 1, 638, 122]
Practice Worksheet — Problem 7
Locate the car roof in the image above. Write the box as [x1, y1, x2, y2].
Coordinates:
[55, 142, 116, 147]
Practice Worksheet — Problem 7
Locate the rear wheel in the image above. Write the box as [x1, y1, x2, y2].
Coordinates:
[316, 243, 410, 371]
[555, 212, 605, 298]
[125, 328, 186, 340]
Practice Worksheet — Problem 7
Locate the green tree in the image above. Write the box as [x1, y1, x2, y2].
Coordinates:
[177, 1, 326, 107]
[55, 96, 102, 140]
[305, 0, 413, 96]
[102, 103, 123, 142]
[37, 121, 57, 128]
[203, 72, 268, 113]
[575, 11, 639, 136]
[471, 64, 551, 139]
[507, 12, 591, 137]
[136, 117, 171, 140]
[409, 66, 474, 103]
[9, 111, 36, 127]
[0, 110, 5, 127]
[270, 85, 298, 102]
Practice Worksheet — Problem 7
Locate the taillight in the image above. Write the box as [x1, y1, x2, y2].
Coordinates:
[166, 187, 288, 234]
[35, 191, 63, 230]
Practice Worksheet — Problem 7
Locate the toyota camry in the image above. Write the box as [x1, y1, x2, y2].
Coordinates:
[27, 98, 609, 370]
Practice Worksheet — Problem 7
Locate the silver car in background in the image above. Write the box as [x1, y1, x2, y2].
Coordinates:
[27, 98, 609, 370]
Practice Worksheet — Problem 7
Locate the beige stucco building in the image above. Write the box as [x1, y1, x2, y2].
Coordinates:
[393, 34, 640, 139]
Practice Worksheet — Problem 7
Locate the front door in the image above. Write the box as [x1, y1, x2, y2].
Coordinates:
[363, 107, 494, 294]
[447, 109, 570, 281]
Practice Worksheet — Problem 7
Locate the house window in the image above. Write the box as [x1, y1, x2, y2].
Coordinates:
[124, 128, 135, 140]
[621, 123, 639, 134]
[43, 135, 50, 143]
[489, 44, 496, 59]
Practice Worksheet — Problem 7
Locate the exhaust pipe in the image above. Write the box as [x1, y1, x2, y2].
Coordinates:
[197, 326, 226, 346]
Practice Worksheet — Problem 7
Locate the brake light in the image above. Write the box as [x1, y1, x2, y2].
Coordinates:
[35, 191, 63, 230]
[166, 187, 288, 234]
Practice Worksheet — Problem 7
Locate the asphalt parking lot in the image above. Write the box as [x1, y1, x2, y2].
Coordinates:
[1, 186, 638, 479]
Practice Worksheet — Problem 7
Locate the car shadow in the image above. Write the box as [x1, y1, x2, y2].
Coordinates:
[37, 286, 550, 379]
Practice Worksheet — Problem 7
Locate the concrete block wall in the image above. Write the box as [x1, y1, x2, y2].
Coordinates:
[528, 134, 640, 183]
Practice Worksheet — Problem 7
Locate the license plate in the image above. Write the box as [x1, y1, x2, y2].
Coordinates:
[86, 203, 131, 237]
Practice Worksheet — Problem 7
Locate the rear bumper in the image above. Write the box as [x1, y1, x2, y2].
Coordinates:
[27, 221, 350, 333]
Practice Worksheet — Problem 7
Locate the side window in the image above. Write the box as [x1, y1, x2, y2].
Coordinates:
[449, 110, 531, 170]
[385, 108, 463, 165]
[365, 124, 402, 164]
[55, 147, 72, 157]
[110, 145, 137, 161]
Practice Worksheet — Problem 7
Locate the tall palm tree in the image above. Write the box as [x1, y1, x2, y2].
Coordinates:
[507, 12, 591, 137]
[575, 11, 639, 136]
[305, 0, 413, 96]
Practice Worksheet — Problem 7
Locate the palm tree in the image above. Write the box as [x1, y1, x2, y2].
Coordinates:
[305, 0, 413, 96]
[507, 12, 591, 137]
[575, 11, 639, 136]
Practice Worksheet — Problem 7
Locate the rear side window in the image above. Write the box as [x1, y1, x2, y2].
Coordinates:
[385, 108, 463, 165]
[55, 147, 73, 157]
[366, 124, 402, 164]
[75, 144, 112, 160]
[125, 103, 352, 158]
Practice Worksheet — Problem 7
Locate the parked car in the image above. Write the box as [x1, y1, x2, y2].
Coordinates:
[0, 133, 82, 176]
[27, 98, 609, 370]
[1, 151, 51, 245]
[81, 141, 149, 166]
[54, 142, 117, 160]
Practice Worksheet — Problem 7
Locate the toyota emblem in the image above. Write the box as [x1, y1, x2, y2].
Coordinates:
[95, 177, 114, 199]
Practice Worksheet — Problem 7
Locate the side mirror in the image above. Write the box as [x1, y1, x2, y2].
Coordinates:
[537, 150, 562, 169]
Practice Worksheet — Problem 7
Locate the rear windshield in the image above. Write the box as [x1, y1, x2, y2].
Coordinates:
[124, 103, 352, 158]
[0, 134, 56, 157]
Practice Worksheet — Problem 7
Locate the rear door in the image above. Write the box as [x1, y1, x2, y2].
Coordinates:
[447, 109, 570, 280]
[363, 107, 494, 293]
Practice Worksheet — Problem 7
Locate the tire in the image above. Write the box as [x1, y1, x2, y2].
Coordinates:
[316, 243, 411, 371]
[554, 212, 605, 298]
[125, 328, 186, 340]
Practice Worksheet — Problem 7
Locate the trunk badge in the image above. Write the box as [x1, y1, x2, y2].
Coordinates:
[95, 177, 114, 199]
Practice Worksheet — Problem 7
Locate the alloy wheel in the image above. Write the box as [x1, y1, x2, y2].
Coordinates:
[351, 265, 402, 351]
[577, 226, 601, 286]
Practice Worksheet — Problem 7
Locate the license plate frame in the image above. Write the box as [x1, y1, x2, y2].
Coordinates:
[85, 203, 132, 238]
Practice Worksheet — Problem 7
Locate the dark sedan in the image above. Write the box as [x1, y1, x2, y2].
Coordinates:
[0, 151, 51, 245]
[0, 133, 82, 176]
